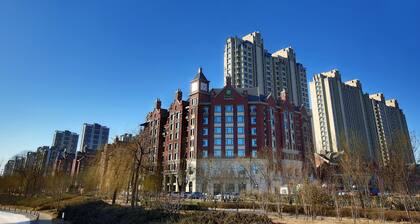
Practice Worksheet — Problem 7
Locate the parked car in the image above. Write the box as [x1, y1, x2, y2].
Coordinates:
[188, 192, 205, 199]
[182, 192, 192, 199]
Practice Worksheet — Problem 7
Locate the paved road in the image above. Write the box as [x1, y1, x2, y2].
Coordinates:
[0, 210, 30, 224]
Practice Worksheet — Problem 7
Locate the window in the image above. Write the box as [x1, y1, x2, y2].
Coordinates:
[226, 149, 234, 157]
[203, 117, 208, 124]
[225, 105, 233, 112]
[252, 150, 257, 158]
[202, 150, 208, 158]
[226, 127, 233, 134]
[238, 149, 245, 157]
[215, 105, 221, 113]
[168, 144, 172, 150]
[203, 106, 209, 114]
[251, 127, 257, 135]
[215, 138, 222, 145]
[238, 138, 245, 145]
[237, 104, 244, 112]
[202, 139, 208, 147]
[214, 116, 221, 123]
[237, 127, 244, 134]
[226, 116, 233, 123]
[251, 116, 257, 125]
[252, 138, 257, 147]
[226, 138, 234, 145]
[214, 149, 221, 157]
[250, 105, 257, 113]
[203, 128, 208, 136]
[237, 115, 244, 123]
[214, 127, 221, 134]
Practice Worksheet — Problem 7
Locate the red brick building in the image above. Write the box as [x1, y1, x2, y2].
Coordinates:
[144, 99, 168, 176]
[162, 90, 189, 192]
[145, 68, 313, 194]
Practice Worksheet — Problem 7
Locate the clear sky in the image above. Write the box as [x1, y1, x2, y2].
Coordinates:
[0, 0, 419, 166]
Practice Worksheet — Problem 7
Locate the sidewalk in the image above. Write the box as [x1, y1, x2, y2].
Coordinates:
[0, 205, 55, 224]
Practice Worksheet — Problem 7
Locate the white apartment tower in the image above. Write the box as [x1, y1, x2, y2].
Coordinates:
[310, 70, 374, 159]
[310, 69, 414, 165]
[224, 32, 309, 108]
[367, 94, 414, 165]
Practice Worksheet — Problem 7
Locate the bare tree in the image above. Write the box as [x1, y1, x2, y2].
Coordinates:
[127, 127, 154, 208]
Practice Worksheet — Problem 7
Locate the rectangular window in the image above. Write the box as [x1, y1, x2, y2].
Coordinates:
[214, 127, 221, 134]
[226, 138, 234, 145]
[252, 138, 257, 147]
[251, 127, 257, 135]
[251, 116, 257, 125]
[214, 149, 221, 157]
[238, 149, 245, 157]
[203, 106, 209, 114]
[250, 105, 257, 113]
[225, 105, 233, 112]
[226, 127, 233, 134]
[214, 116, 221, 123]
[202, 150, 208, 158]
[215, 138, 222, 145]
[226, 116, 233, 123]
[237, 105, 244, 112]
[203, 128, 208, 136]
[252, 150, 257, 158]
[215, 105, 222, 113]
[237, 127, 244, 134]
[203, 117, 208, 124]
[238, 138, 245, 145]
[237, 115, 244, 123]
[226, 149, 234, 158]
[202, 139, 208, 147]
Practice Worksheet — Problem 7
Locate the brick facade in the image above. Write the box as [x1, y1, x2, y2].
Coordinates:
[144, 68, 313, 194]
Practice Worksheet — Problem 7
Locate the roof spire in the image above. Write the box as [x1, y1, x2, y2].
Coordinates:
[198, 67, 203, 74]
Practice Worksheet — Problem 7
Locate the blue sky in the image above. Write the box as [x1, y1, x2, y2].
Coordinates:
[0, 0, 419, 165]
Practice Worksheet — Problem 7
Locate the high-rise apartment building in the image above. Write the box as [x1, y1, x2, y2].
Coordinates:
[80, 123, 110, 151]
[52, 130, 79, 153]
[224, 32, 309, 108]
[310, 69, 414, 165]
[367, 94, 414, 165]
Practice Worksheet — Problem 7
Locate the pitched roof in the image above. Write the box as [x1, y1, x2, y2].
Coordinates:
[193, 67, 208, 82]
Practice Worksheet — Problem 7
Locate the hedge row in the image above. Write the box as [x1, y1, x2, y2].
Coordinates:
[60, 201, 273, 224]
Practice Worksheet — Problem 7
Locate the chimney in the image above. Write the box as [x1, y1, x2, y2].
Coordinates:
[175, 89, 182, 101]
[155, 98, 161, 109]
